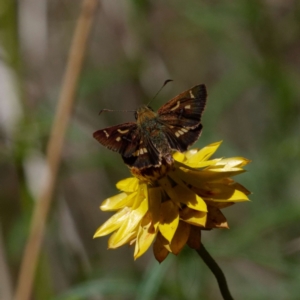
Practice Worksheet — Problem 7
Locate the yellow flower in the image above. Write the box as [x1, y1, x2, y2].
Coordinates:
[94, 141, 251, 262]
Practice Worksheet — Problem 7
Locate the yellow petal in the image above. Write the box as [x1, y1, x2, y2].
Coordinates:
[214, 157, 251, 168]
[184, 148, 199, 159]
[184, 141, 222, 163]
[108, 230, 136, 248]
[208, 167, 245, 174]
[182, 158, 222, 169]
[116, 177, 139, 192]
[180, 207, 207, 227]
[168, 170, 190, 189]
[172, 185, 207, 212]
[148, 187, 162, 225]
[153, 233, 170, 263]
[169, 221, 190, 255]
[232, 182, 251, 195]
[206, 206, 229, 229]
[192, 183, 250, 202]
[159, 176, 206, 212]
[225, 189, 249, 202]
[158, 176, 174, 195]
[108, 197, 148, 248]
[173, 152, 185, 162]
[160, 173, 207, 212]
[134, 186, 162, 259]
[206, 202, 235, 209]
[93, 207, 130, 238]
[175, 168, 245, 189]
[100, 192, 137, 211]
[134, 212, 158, 260]
[132, 183, 148, 209]
[158, 200, 179, 243]
[158, 176, 183, 208]
[199, 178, 251, 196]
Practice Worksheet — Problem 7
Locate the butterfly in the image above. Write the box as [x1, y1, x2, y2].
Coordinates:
[93, 84, 207, 169]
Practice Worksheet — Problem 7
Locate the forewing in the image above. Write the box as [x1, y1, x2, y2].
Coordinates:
[93, 122, 140, 157]
[157, 84, 207, 128]
[122, 136, 161, 168]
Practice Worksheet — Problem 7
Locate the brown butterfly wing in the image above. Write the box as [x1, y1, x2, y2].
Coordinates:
[161, 123, 203, 152]
[94, 123, 161, 168]
[157, 84, 207, 152]
[122, 136, 161, 168]
[157, 84, 207, 128]
[93, 122, 140, 157]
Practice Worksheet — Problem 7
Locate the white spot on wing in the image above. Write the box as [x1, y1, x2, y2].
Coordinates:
[117, 129, 129, 134]
[170, 101, 180, 111]
[103, 130, 109, 138]
[133, 148, 148, 156]
[116, 137, 121, 142]
[175, 129, 187, 137]
[189, 91, 195, 99]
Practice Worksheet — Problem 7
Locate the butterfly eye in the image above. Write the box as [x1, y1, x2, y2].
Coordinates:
[134, 111, 138, 120]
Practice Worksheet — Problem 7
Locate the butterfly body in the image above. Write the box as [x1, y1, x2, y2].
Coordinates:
[94, 84, 207, 170]
[137, 106, 174, 165]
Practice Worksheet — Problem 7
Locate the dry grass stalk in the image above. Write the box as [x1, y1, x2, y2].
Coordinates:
[14, 1, 98, 299]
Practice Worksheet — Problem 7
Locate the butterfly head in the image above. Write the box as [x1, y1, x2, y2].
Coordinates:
[135, 106, 156, 124]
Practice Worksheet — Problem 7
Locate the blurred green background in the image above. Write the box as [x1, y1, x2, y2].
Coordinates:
[1, 0, 300, 299]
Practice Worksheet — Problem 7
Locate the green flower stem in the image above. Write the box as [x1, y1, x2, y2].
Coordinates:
[196, 244, 234, 300]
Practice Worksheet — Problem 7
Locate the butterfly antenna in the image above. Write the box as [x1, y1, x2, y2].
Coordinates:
[147, 79, 173, 107]
[98, 109, 135, 115]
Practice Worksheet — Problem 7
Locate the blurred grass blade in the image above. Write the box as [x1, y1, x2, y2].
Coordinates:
[14, 1, 98, 300]
[136, 256, 174, 300]
[53, 278, 137, 300]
